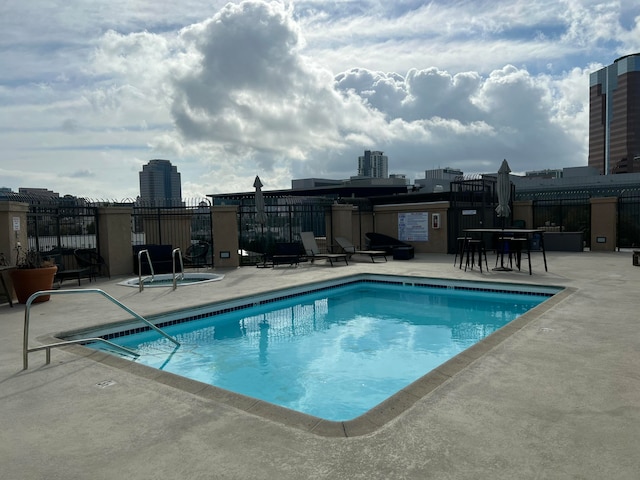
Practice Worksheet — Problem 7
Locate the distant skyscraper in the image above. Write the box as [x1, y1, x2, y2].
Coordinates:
[358, 150, 388, 178]
[139, 159, 182, 206]
[589, 53, 640, 174]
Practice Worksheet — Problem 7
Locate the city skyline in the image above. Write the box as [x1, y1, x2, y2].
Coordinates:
[1, 1, 640, 199]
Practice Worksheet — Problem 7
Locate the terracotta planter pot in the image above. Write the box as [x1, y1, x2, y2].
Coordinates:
[9, 266, 58, 304]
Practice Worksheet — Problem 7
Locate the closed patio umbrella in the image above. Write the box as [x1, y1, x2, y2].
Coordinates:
[495, 159, 512, 220]
[494, 159, 512, 270]
[253, 175, 267, 226]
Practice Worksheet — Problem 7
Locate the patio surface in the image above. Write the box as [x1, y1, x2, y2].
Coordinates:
[1, 251, 639, 479]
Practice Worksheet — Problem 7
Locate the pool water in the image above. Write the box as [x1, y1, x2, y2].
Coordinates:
[90, 280, 552, 421]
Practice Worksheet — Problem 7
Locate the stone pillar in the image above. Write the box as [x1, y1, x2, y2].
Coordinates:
[97, 206, 134, 275]
[0, 202, 29, 303]
[590, 197, 617, 252]
[212, 206, 239, 268]
[0, 202, 28, 266]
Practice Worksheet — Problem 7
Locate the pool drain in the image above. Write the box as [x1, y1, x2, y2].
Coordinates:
[95, 380, 117, 388]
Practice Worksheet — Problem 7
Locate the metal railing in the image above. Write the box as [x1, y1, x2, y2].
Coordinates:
[23, 288, 180, 369]
[137, 249, 154, 292]
[172, 248, 184, 290]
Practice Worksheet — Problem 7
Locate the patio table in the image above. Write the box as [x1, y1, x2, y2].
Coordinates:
[463, 228, 548, 275]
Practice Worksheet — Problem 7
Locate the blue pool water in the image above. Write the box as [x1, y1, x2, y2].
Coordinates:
[88, 278, 555, 421]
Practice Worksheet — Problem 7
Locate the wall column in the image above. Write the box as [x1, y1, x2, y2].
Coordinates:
[590, 197, 617, 252]
[97, 206, 134, 275]
[512, 200, 533, 229]
[0, 202, 28, 265]
[330, 203, 355, 248]
[0, 202, 29, 304]
[212, 206, 239, 268]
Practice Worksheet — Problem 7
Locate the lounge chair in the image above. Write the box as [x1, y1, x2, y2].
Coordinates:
[335, 236, 387, 262]
[300, 232, 348, 266]
[364, 232, 415, 260]
[74, 248, 110, 279]
[257, 242, 305, 268]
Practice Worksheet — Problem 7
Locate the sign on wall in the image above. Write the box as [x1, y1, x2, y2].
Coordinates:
[398, 212, 429, 242]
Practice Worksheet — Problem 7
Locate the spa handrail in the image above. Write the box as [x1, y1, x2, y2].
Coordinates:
[137, 249, 154, 292]
[23, 288, 180, 370]
[172, 248, 184, 290]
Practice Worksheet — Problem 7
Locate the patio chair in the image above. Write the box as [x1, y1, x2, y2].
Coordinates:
[335, 236, 387, 262]
[184, 241, 209, 267]
[50, 253, 92, 286]
[74, 248, 110, 280]
[300, 232, 348, 266]
[364, 232, 415, 260]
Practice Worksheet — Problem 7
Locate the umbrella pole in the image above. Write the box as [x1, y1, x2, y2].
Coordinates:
[493, 215, 512, 271]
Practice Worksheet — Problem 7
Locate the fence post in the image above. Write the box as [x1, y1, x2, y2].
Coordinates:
[590, 197, 617, 251]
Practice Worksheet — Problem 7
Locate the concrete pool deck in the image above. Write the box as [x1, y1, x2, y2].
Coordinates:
[2, 252, 639, 479]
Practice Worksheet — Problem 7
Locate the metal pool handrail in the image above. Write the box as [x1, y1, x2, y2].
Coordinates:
[137, 249, 154, 292]
[172, 248, 184, 291]
[23, 288, 180, 370]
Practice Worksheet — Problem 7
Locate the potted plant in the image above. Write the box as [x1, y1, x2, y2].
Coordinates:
[9, 246, 58, 304]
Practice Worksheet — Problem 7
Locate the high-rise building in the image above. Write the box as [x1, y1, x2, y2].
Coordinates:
[139, 159, 182, 206]
[358, 150, 388, 178]
[589, 53, 640, 174]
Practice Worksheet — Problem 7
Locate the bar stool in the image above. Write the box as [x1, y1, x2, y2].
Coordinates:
[454, 236, 468, 268]
[496, 236, 515, 269]
[464, 239, 488, 272]
[509, 237, 529, 271]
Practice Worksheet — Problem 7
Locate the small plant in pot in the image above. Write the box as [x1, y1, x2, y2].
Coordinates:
[9, 246, 58, 304]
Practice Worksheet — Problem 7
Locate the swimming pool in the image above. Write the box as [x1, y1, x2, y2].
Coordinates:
[74, 274, 563, 434]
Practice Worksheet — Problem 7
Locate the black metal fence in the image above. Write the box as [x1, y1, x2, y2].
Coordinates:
[3, 197, 102, 271]
[447, 177, 506, 253]
[531, 195, 591, 248]
[5, 186, 640, 268]
[618, 193, 640, 249]
[132, 198, 214, 267]
[26, 202, 99, 254]
[237, 197, 334, 264]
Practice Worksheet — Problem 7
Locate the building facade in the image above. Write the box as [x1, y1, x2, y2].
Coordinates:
[358, 150, 388, 178]
[415, 167, 463, 193]
[589, 53, 640, 174]
[139, 159, 182, 206]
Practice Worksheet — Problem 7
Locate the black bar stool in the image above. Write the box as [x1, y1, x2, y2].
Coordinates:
[509, 237, 529, 272]
[496, 236, 515, 269]
[464, 239, 488, 272]
[454, 236, 468, 268]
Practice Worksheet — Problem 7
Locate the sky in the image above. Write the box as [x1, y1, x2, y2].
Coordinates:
[1, 0, 639, 200]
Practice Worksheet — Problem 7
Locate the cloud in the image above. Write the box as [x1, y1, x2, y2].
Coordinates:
[0, 0, 637, 198]
[68, 169, 95, 178]
[169, 1, 383, 169]
[159, 1, 588, 184]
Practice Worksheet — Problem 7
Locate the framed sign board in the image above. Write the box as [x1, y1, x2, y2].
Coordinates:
[398, 212, 428, 242]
